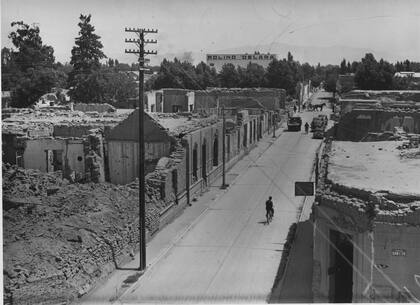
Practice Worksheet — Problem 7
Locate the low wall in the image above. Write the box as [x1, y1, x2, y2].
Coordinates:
[73, 103, 116, 113]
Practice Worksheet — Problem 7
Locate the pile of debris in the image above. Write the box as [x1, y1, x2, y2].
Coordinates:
[3, 164, 160, 304]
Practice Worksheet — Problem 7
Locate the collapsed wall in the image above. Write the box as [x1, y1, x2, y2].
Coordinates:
[2, 164, 161, 305]
[316, 140, 420, 228]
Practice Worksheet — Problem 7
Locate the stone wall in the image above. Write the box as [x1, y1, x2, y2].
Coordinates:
[54, 124, 107, 138]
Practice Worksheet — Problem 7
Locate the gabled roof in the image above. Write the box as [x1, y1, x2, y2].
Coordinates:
[107, 109, 172, 142]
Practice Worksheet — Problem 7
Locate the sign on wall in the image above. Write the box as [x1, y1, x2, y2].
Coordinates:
[391, 249, 406, 256]
[295, 182, 314, 196]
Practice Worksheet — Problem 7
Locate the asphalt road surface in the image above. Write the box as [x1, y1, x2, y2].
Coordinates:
[117, 109, 329, 303]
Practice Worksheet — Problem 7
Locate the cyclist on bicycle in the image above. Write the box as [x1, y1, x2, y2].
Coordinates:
[265, 196, 274, 224]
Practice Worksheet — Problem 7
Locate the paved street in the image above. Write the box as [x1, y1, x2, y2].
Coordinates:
[79, 92, 331, 304]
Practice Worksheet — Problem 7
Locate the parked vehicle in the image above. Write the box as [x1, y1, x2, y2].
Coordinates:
[317, 114, 328, 126]
[287, 116, 302, 131]
[311, 115, 327, 139]
[313, 129, 324, 139]
[311, 117, 325, 131]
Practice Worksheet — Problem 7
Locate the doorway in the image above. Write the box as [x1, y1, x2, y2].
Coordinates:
[328, 230, 353, 303]
[45, 149, 63, 172]
[213, 135, 218, 166]
[201, 140, 207, 182]
[192, 144, 198, 182]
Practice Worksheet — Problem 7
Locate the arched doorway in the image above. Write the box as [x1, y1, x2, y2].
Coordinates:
[192, 143, 198, 181]
[243, 124, 248, 147]
[213, 134, 219, 166]
[202, 140, 207, 182]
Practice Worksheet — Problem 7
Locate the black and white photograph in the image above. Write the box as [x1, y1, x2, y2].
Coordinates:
[1, 0, 420, 304]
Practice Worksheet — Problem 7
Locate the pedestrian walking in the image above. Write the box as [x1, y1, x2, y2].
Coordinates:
[265, 196, 274, 224]
[305, 122, 309, 134]
[293, 105, 297, 113]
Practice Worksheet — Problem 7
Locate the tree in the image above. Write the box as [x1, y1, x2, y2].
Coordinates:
[218, 63, 240, 88]
[69, 14, 106, 103]
[340, 59, 347, 74]
[12, 67, 67, 107]
[355, 53, 395, 90]
[152, 58, 185, 89]
[8, 21, 55, 71]
[4, 21, 61, 107]
[195, 62, 218, 88]
[266, 58, 295, 94]
[102, 69, 137, 103]
[238, 63, 266, 87]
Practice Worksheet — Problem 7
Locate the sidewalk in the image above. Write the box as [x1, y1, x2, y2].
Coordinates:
[77, 125, 284, 304]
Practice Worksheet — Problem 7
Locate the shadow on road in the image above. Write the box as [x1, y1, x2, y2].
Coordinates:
[269, 220, 314, 303]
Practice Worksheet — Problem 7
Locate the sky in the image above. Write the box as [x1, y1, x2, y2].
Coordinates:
[2, 0, 420, 65]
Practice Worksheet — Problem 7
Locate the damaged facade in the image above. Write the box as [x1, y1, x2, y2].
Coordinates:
[145, 87, 286, 115]
[312, 140, 420, 302]
[335, 90, 420, 141]
[2, 89, 284, 304]
[2, 107, 132, 182]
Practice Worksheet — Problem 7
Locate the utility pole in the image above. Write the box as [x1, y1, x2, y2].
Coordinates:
[125, 27, 157, 272]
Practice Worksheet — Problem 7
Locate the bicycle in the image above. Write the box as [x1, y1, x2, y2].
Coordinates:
[266, 208, 274, 224]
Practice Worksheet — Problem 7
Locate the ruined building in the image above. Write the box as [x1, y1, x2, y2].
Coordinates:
[335, 90, 420, 141]
[313, 140, 420, 302]
[2, 107, 131, 182]
[145, 87, 286, 115]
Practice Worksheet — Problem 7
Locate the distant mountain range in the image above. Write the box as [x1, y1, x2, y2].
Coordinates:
[147, 42, 418, 67]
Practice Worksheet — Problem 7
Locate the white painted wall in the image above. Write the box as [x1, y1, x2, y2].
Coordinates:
[146, 91, 156, 112]
[23, 138, 85, 176]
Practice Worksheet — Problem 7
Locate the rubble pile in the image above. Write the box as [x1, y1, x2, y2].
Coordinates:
[397, 137, 420, 159]
[3, 165, 160, 305]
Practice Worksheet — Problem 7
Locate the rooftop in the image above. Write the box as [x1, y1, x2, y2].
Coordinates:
[328, 141, 420, 197]
[2, 108, 131, 136]
[149, 113, 220, 136]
